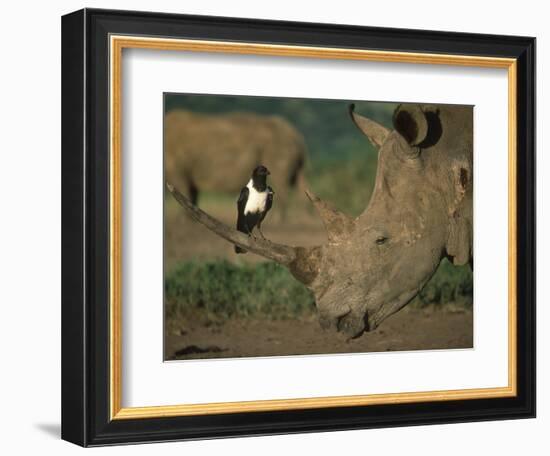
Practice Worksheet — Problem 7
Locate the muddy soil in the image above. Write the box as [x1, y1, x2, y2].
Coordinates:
[165, 308, 473, 360]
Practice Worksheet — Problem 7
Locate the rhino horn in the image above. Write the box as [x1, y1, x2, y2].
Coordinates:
[349, 104, 390, 148]
[167, 182, 322, 285]
[305, 190, 355, 243]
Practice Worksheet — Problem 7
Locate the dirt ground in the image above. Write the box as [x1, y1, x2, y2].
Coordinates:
[164, 194, 473, 361]
[165, 308, 473, 360]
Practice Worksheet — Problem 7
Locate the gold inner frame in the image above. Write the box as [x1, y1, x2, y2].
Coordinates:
[109, 35, 518, 420]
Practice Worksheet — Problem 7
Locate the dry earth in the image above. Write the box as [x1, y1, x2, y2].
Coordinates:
[165, 308, 473, 360]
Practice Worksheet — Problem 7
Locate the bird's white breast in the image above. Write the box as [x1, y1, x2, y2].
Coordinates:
[244, 180, 267, 215]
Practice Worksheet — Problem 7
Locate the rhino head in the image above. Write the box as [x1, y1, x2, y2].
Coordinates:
[168, 103, 473, 338]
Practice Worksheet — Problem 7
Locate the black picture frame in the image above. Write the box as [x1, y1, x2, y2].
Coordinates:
[62, 8, 536, 447]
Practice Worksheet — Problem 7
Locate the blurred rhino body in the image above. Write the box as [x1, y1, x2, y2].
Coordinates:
[165, 110, 307, 217]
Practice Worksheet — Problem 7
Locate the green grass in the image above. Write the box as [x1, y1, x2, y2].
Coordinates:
[165, 260, 316, 321]
[411, 258, 473, 309]
[165, 258, 472, 322]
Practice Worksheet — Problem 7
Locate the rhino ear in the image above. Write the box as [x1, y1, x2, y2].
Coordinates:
[446, 162, 473, 266]
[392, 104, 429, 146]
[447, 213, 472, 266]
[349, 104, 390, 148]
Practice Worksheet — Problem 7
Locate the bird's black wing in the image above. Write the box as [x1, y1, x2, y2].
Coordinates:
[235, 186, 250, 254]
[266, 186, 274, 212]
[236, 186, 249, 232]
[259, 186, 274, 223]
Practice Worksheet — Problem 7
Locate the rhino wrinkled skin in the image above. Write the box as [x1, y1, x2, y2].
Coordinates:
[299, 104, 473, 337]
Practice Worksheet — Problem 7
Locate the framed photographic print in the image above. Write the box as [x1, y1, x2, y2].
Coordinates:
[61, 8, 535, 447]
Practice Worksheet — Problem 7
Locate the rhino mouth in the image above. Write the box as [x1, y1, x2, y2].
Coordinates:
[337, 311, 370, 338]
[322, 288, 420, 338]
[319, 309, 369, 338]
[317, 287, 419, 338]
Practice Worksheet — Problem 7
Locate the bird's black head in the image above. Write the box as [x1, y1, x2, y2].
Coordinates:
[251, 165, 270, 191]
[252, 165, 270, 177]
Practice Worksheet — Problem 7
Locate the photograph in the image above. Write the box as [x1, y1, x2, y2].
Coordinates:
[163, 94, 474, 360]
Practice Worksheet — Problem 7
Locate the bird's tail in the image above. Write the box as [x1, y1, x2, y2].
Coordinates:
[235, 221, 248, 254]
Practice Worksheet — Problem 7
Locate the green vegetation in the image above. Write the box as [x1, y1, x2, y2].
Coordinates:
[165, 260, 316, 321]
[165, 258, 472, 322]
[411, 258, 473, 309]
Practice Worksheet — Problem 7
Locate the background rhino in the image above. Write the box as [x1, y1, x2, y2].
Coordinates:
[165, 110, 307, 218]
[168, 102, 473, 339]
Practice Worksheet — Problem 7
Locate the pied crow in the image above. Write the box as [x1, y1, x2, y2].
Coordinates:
[235, 165, 274, 254]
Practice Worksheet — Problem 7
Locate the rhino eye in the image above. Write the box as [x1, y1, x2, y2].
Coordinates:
[375, 236, 388, 245]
